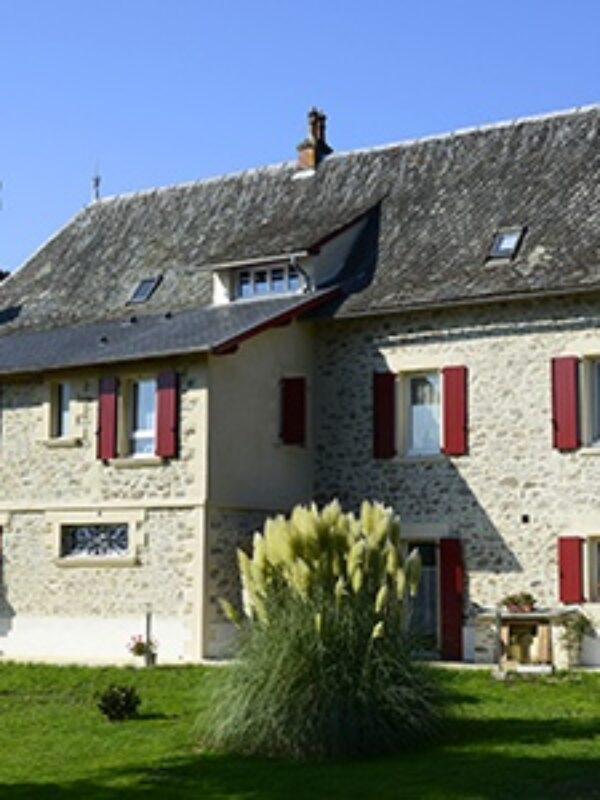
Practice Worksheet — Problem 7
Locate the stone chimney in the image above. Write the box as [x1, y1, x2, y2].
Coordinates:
[297, 107, 333, 169]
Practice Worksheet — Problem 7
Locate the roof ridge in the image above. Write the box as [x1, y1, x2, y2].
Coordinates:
[92, 159, 296, 206]
[329, 102, 600, 160]
[90, 102, 600, 207]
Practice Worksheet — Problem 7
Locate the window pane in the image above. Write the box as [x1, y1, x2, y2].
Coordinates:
[131, 379, 156, 455]
[594, 363, 600, 442]
[238, 271, 252, 298]
[55, 383, 70, 437]
[61, 524, 128, 558]
[134, 380, 156, 431]
[254, 270, 269, 295]
[596, 542, 600, 599]
[132, 434, 155, 455]
[271, 268, 286, 292]
[288, 266, 301, 291]
[409, 374, 440, 454]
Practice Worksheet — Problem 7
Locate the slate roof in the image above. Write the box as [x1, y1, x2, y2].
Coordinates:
[1, 103, 600, 371]
[0, 291, 335, 375]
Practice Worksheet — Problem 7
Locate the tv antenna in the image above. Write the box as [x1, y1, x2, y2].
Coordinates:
[91, 166, 101, 202]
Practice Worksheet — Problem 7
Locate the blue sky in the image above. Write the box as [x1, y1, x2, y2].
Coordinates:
[1, 0, 599, 271]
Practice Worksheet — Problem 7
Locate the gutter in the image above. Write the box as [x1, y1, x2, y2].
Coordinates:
[334, 281, 600, 321]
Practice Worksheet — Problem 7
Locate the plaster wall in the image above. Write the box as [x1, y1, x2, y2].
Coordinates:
[208, 321, 314, 510]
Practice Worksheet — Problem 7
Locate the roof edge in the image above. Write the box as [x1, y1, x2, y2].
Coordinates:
[334, 280, 600, 321]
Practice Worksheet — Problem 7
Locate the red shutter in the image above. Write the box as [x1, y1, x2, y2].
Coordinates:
[558, 537, 584, 603]
[97, 377, 118, 460]
[551, 357, 580, 450]
[280, 377, 306, 445]
[440, 538, 464, 660]
[442, 366, 468, 456]
[373, 371, 396, 458]
[156, 371, 179, 458]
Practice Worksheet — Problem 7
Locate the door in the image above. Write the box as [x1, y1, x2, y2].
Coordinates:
[407, 541, 439, 653]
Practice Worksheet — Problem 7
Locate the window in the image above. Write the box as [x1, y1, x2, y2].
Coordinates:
[373, 366, 468, 459]
[60, 523, 129, 559]
[128, 275, 162, 304]
[52, 383, 71, 438]
[406, 372, 440, 456]
[589, 540, 600, 602]
[586, 361, 600, 446]
[489, 227, 526, 260]
[97, 371, 178, 461]
[235, 264, 303, 299]
[129, 378, 156, 456]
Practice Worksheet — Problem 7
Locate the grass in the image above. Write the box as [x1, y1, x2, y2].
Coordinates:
[0, 663, 599, 799]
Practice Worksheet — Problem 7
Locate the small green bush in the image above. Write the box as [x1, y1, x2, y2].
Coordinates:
[97, 685, 141, 721]
[203, 500, 443, 760]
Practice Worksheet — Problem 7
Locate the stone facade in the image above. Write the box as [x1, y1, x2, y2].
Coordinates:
[0, 358, 208, 664]
[204, 505, 276, 657]
[313, 295, 600, 664]
[4, 291, 600, 665]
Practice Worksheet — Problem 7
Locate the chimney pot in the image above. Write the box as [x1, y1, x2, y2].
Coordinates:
[297, 107, 333, 169]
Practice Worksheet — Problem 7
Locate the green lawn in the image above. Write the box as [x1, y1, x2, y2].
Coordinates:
[0, 663, 599, 799]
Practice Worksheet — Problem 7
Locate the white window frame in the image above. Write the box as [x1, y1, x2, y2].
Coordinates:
[234, 263, 303, 300]
[581, 359, 600, 448]
[587, 538, 600, 602]
[53, 382, 71, 438]
[402, 370, 442, 457]
[127, 378, 157, 457]
[42, 380, 82, 447]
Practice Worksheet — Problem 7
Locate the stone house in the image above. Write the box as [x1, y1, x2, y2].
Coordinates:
[1, 105, 600, 665]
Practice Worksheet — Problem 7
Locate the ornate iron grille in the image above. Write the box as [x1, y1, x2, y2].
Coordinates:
[61, 524, 129, 558]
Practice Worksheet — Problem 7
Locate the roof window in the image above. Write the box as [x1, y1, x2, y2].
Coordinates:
[128, 275, 162, 304]
[489, 228, 526, 260]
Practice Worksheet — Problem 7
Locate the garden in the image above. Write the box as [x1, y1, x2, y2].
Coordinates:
[0, 663, 599, 799]
[1, 502, 599, 798]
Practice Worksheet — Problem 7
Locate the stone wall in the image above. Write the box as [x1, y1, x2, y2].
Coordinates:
[313, 296, 600, 662]
[0, 356, 208, 663]
[204, 505, 275, 658]
[0, 358, 207, 506]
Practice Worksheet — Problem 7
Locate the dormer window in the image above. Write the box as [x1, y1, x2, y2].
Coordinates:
[235, 264, 302, 300]
[489, 228, 526, 260]
[128, 275, 162, 304]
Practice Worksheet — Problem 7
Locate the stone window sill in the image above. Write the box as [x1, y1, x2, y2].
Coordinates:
[108, 456, 164, 469]
[397, 453, 446, 464]
[54, 555, 139, 568]
[40, 436, 82, 449]
[579, 447, 600, 457]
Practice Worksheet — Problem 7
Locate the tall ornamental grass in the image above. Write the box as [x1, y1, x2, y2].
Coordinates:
[202, 500, 443, 760]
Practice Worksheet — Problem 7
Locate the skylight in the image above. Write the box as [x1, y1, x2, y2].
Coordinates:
[489, 228, 526, 260]
[128, 275, 162, 304]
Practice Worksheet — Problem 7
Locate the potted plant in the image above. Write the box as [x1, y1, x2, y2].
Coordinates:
[502, 592, 536, 613]
[561, 612, 594, 667]
[127, 634, 158, 666]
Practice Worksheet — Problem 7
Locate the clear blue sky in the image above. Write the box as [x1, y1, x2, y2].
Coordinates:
[1, 0, 599, 271]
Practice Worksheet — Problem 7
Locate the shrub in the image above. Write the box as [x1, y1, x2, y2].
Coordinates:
[97, 685, 141, 721]
[203, 500, 443, 760]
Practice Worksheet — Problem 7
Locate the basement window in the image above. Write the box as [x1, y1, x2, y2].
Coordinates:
[128, 275, 162, 304]
[60, 523, 129, 559]
[489, 228, 526, 260]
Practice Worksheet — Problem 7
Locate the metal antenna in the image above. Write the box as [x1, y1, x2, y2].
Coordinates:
[92, 166, 101, 202]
